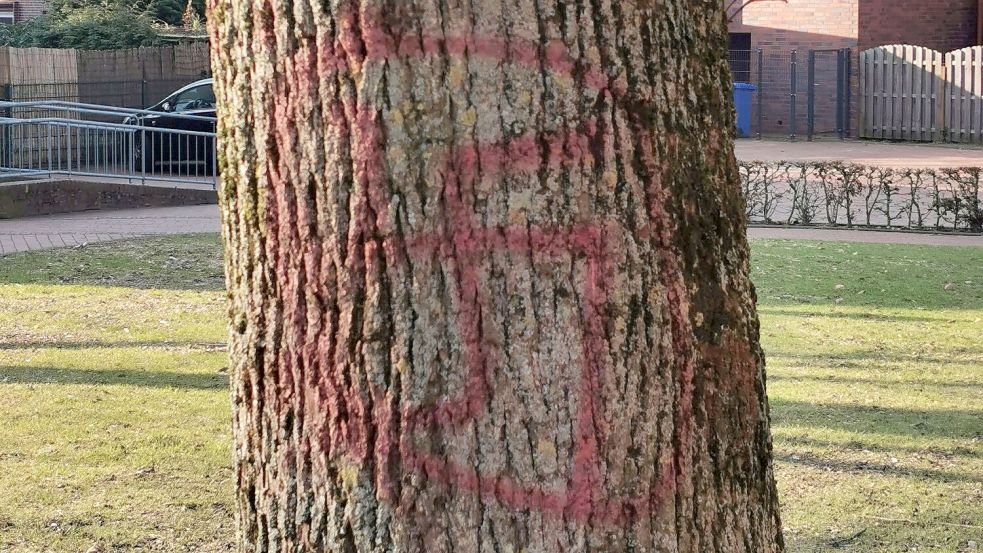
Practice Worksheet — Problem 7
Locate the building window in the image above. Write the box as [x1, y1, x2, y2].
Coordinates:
[729, 33, 752, 83]
[0, 0, 14, 24]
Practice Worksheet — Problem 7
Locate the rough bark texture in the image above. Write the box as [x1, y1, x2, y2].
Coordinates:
[208, 0, 785, 550]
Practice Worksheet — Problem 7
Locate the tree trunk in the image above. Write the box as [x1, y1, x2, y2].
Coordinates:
[209, 0, 784, 550]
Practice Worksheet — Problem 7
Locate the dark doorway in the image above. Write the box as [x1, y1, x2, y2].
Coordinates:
[729, 32, 752, 82]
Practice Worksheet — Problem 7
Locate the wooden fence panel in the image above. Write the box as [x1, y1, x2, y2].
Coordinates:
[862, 44, 983, 144]
[4, 46, 78, 85]
[860, 45, 944, 142]
[76, 48, 146, 107]
[0, 45, 210, 108]
[945, 46, 983, 144]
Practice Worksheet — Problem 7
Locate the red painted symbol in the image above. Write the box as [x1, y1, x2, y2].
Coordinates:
[363, 126, 678, 526]
[264, 2, 695, 526]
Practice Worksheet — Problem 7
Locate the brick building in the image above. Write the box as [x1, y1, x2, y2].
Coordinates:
[0, 0, 46, 23]
[730, 0, 981, 54]
[728, 0, 983, 136]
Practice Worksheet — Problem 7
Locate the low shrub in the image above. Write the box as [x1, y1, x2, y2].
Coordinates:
[738, 160, 983, 232]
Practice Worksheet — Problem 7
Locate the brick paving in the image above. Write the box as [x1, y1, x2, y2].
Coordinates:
[735, 139, 983, 169]
[1, 203, 980, 257]
[0, 205, 220, 255]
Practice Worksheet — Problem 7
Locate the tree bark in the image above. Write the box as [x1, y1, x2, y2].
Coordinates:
[209, 0, 785, 550]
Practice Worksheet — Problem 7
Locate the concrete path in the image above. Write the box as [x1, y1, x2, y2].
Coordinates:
[0, 205, 220, 255]
[735, 139, 983, 169]
[1, 205, 981, 256]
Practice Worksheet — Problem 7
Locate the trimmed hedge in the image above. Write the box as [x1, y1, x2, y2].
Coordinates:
[739, 161, 983, 232]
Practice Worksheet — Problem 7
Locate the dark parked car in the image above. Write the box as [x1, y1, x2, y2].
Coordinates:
[129, 78, 217, 176]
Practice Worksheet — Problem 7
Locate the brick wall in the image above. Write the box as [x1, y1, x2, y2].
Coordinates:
[729, 0, 979, 52]
[0, 180, 217, 219]
[729, 0, 859, 136]
[727, 0, 980, 138]
[15, 0, 46, 21]
[859, 0, 980, 52]
[730, 0, 860, 51]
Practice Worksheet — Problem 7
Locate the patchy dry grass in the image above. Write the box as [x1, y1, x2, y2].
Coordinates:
[0, 235, 980, 552]
[0, 236, 232, 552]
[754, 241, 983, 552]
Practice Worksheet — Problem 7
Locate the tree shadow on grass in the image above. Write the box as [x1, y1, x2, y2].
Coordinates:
[759, 307, 976, 324]
[776, 433, 980, 460]
[770, 373, 981, 394]
[0, 340, 227, 351]
[770, 399, 983, 441]
[772, 370, 981, 392]
[775, 452, 983, 485]
[0, 234, 225, 292]
[767, 350, 983, 368]
[0, 365, 228, 391]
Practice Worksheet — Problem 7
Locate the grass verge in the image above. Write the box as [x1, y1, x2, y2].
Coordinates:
[0, 235, 980, 551]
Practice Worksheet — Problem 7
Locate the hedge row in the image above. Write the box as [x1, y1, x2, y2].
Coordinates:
[738, 161, 983, 232]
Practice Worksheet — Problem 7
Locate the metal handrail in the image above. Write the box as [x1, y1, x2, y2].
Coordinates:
[0, 100, 218, 123]
[0, 100, 219, 188]
[0, 116, 216, 137]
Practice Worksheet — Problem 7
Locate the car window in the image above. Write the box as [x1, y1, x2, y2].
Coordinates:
[170, 84, 215, 112]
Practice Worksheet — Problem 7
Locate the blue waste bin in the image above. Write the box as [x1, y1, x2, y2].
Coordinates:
[733, 82, 757, 138]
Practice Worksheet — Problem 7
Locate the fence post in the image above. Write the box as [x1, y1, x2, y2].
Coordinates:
[807, 50, 816, 141]
[836, 50, 844, 139]
[756, 48, 763, 140]
[844, 49, 852, 139]
[1, 84, 11, 168]
[141, 79, 148, 109]
[790, 50, 797, 142]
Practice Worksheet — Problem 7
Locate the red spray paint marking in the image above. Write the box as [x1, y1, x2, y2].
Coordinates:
[379, 185, 678, 525]
[308, 4, 615, 98]
[266, 2, 694, 525]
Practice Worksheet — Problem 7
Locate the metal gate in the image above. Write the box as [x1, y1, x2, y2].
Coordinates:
[860, 44, 983, 143]
[806, 49, 852, 139]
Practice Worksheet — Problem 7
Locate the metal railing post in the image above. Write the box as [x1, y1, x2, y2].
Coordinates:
[46, 124, 53, 179]
[836, 50, 845, 139]
[790, 50, 798, 142]
[844, 49, 852, 139]
[757, 48, 764, 140]
[807, 50, 816, 141]
[211, 121, 218, 189]
[128, 130, 135, 184]
[141, 126, 147, 185]
[1, 84, 10, 168]
[66, 123, 72, 176]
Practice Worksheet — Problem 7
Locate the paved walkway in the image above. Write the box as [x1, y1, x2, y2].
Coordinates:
[1, 205, 980, 256]
[0, 205, 220, 255]
[735, 139, 983, 169]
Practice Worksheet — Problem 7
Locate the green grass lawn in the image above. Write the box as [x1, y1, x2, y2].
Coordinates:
[0, 235, 980, 552]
